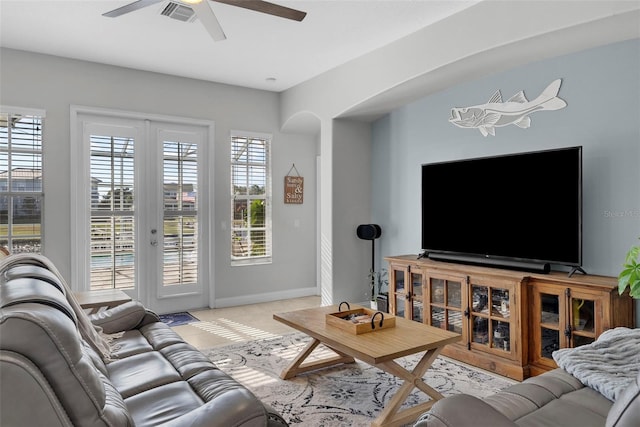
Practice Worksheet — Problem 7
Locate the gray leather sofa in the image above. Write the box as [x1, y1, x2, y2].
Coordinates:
[0, 255, 288, 427]
[414, 367, 640, 427]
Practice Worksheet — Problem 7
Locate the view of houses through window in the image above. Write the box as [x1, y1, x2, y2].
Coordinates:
[0, 112, 44, 254]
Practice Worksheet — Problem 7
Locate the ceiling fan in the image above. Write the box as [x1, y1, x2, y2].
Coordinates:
[103, 0, 307, 42]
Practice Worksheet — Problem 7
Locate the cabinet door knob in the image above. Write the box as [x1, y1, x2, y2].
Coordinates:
[464, 308, 470, 318]
[564, 325, 572, 338]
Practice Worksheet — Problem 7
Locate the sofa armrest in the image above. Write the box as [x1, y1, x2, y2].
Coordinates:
[607, 371, 640, 427]
[414, 394, 517, 427]
[90, 301, 160, 334]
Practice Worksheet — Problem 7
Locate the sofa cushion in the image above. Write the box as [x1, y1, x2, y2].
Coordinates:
[124, 381, 206, 426]
[141, 321, 187, 350]
[483, 368, 585, 421]
[522, 368, 585, 398]
[3, 265, 65, 293]
[160, 341, 219, 379]
[1, 277, 76, 322]
[561, 386, 612, 418]
[110, 329, 154, 358]
[484, 384, 550, 420]
[516, 398, 607, 427]
[415, 394, 516, 427]
[125, 370, 269, 427]
[107, 351, 182, 398]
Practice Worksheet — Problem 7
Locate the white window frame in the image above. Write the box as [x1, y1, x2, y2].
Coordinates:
[230, 130, 272, 266]
[0, 105, 46, 254]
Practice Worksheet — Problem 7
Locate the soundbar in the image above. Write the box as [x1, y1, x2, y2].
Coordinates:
[427, 252, 550, 274]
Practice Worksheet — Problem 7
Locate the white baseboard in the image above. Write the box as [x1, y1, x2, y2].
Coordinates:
[213, 287, 318, 308]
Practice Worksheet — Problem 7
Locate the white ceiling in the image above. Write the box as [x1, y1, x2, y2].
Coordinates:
[0, 0, 481, 92]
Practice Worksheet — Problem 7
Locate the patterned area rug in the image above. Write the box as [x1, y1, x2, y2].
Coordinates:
[204, 332, 517, 427]
[158, 312, 199, 327]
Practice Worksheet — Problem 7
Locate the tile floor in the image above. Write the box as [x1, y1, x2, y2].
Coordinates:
[172, 295, 321, 350]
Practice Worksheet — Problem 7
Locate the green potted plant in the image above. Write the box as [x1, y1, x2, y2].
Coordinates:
[618, 237, 640, 298]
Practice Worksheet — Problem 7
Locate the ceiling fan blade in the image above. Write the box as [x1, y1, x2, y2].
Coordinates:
[191, 1, 227, 42]
[212, 0, 306, 21]
[103, 0, 163, 17]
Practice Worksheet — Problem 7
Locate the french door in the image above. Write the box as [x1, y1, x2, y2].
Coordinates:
[71, 108, 213, 313]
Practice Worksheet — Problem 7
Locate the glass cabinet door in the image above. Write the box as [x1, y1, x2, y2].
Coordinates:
[427, 277, 463, 334]
[539, 292, 561, 359]
[390, 266, 406, 318]
[531, 284, 600, 369]
[447, 281, 462, 334]
[569, 295, 596, 348]
[470, 282, 513, 356]
[389, 264, 425, 322]
[410, 269, 424, 322]
[529, 283, 565, 370]
[471, 285, 489, 344]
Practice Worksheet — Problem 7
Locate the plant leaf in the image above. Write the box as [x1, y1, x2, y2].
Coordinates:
[625, 245, 640, 263]
[630, 277, 640, 299]
[619, 255, 640, 297]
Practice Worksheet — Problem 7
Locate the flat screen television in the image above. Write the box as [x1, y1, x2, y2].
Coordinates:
[421, 146, 582, 274]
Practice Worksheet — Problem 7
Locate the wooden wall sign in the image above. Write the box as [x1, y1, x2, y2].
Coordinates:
[285, 164, 303, 204]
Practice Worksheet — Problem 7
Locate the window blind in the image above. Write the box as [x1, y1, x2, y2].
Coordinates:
[0, 112, 44, 254]
[89, 135, 135, 289]
[230, 134, 271, 264]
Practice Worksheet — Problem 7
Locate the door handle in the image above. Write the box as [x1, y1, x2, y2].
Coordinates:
[151, 228, 158, 246]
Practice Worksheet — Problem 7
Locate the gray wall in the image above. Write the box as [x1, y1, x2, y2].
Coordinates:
[371, 39, 640, 323]
[332, 119, 373, 303]
[0, 48, 319, 307]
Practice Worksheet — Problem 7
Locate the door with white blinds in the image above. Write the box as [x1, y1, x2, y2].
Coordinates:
[153, 127, 202, 300]
[72, 111, 211, 313]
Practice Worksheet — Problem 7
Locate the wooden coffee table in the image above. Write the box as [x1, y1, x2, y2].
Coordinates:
[273, 305, 461, 427]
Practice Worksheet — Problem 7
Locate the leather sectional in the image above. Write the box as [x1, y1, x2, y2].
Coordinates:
[0, 254, 288, 427]
[414, 366, 640, 427]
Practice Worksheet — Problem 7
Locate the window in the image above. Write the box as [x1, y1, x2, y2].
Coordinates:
[162, 140, 198, 286]
[230, 132, 271, 265]
[0, 110, 44, 254]
[89, 134, 135, 289]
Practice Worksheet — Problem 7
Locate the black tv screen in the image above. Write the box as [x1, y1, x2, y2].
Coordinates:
[421, 146, 582, 270]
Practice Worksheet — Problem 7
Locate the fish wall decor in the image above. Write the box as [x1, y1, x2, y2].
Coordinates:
[449, 79, 567, 137]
